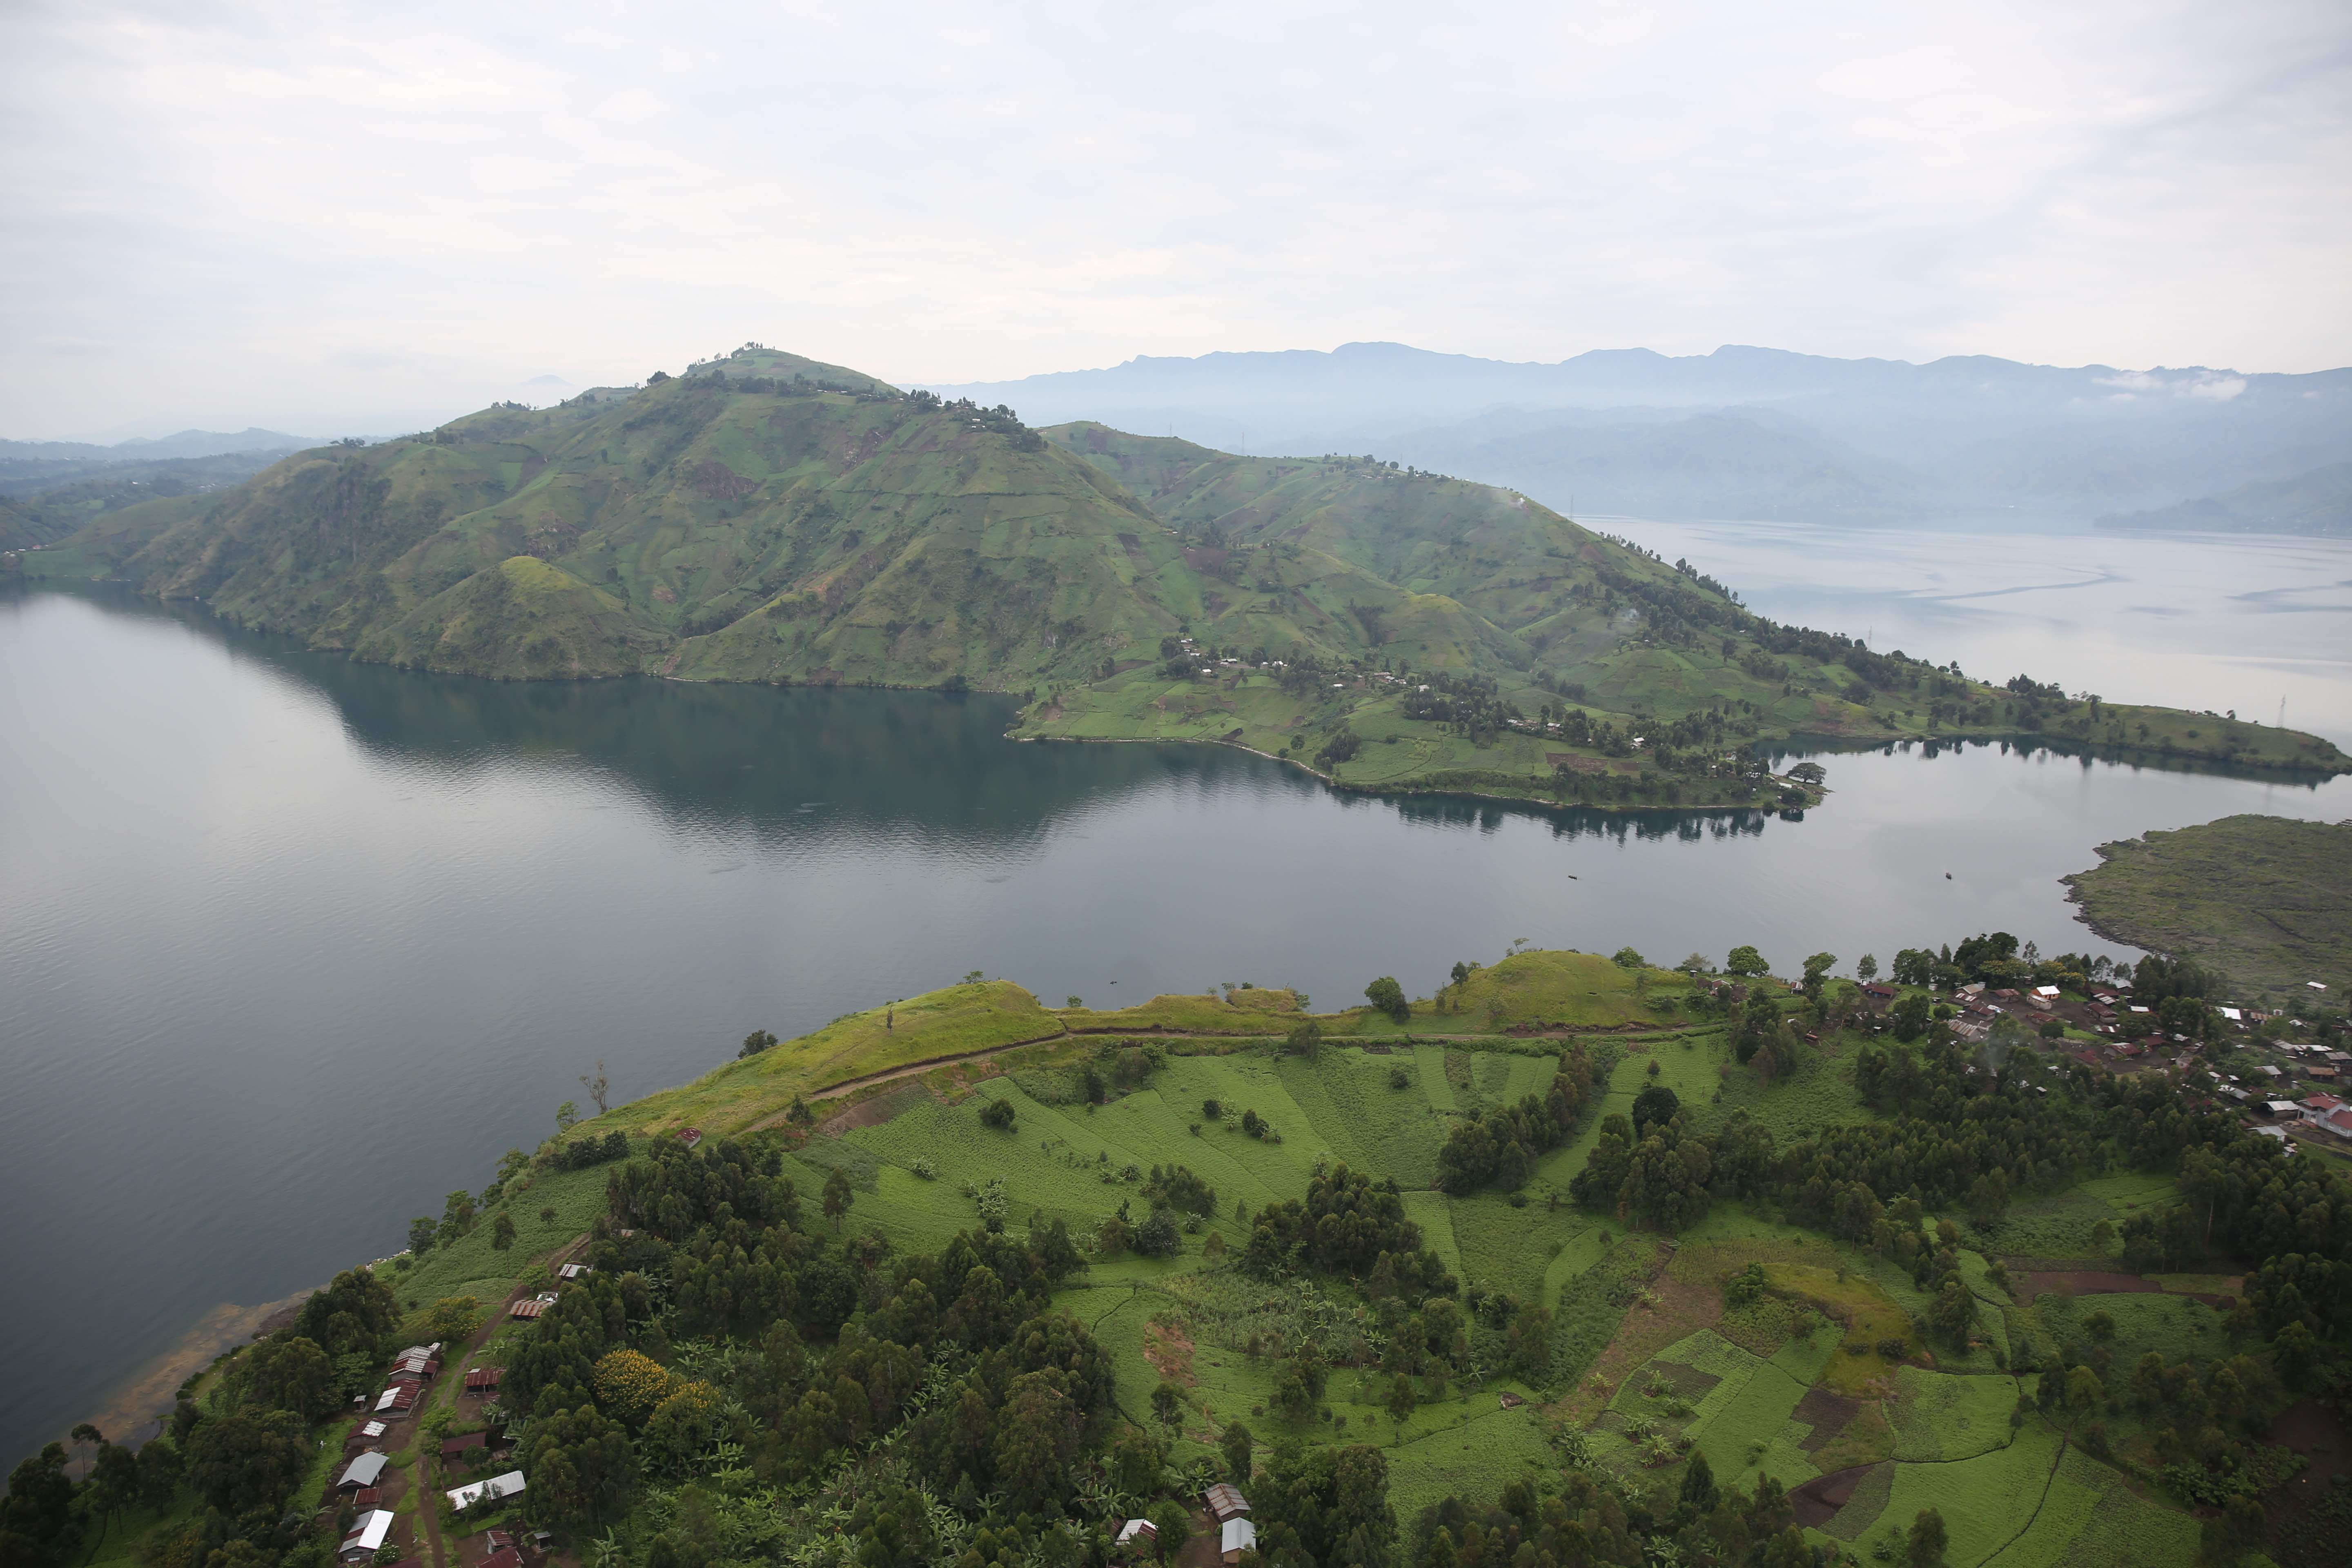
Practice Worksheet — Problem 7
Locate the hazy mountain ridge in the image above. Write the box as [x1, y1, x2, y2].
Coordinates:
[924, 342, 2352, 526]
[2098, 459, 2352, 537]
[0, 428, 317, 462]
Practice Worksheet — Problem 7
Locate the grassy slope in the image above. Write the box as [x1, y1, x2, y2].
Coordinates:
[2064, 814, 2352, 997]
[1031, 423, 2344, 795]
[494, 953, 2204, 1558]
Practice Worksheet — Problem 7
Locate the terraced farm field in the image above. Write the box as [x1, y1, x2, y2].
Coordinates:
[537, 955, 2260, 1568]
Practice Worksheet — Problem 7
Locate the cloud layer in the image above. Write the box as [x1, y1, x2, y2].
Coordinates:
[2, 0, 2347, 436]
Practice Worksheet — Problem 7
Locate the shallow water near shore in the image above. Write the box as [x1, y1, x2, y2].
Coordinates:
[2, 579, 2348, 1464]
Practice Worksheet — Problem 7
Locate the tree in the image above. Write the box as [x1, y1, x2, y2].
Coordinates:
[229, 1334, 338, 1419]
[579, 1061, 610, 1115]
[1631, 1085, 1680, 1140]
[1890, 991, 1932, 1042]
[185, 1408, 310, 1514]
[822, 1168, 854, 1231]
[1965, 1169, 2011, 1227]
[1151, 1381, 1183, 1426]
[1221, 1420, 1254, 1484]
[737, 1030, 777, 1058]
[1108, 1427, 1163, 1495]
[1905, 1507, 1948, 1568]
[1385, 1373, 1417, 1441]
[1146, 1500, 1192, 1565]
[1504, 1303, 1551, 1378]
[979, 1096, 1016, 1130]
[1612, 947, 1646, 969]
[492, 1212, 517, 1252]
[991, 1369, 1084, 1512]
[1801, 952, 1838, 1005]
[408, 1215, 439, 1256]
[786, 1095, 814, 1126]
[556, 1100, 580, 1132]
[135, 1437, 182, 1513]
[1286, 1018, 1324, 1057]
[1725, 945, 1770, 978]
[1134, 1207, 1181, 1257]
[1856, 954, 1880, 983]
[2274, 1319, 2318, 1382]
[1679, 1449, 1717, 1512]
[1365, 976, 1409, 1022]
[1925, 1281, 1977, 1349]
[2, 1443, 74, 1563]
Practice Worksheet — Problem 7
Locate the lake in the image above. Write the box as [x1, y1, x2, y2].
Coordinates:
[4, 545, 2349, 1463]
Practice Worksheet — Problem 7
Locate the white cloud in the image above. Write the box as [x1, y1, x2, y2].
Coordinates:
[0, 0, 2345, 435]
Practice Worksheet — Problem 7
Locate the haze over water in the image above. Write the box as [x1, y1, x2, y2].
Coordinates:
[3, 519, 2349, 1466]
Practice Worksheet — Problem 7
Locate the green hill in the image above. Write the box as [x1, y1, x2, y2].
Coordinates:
[32, 342, 2343, 810]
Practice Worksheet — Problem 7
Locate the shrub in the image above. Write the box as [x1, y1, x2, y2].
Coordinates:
[979, 1097, 1016, 1130]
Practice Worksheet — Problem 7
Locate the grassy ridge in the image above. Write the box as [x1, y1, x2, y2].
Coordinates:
[2065, 814, 2352, 998]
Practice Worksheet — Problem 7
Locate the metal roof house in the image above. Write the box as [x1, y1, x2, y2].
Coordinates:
[447, 1472, 526, 1511]
[340, 1511, 394, 1564]
[1203, 1483, 1250, 1522]
[1220, 1519, 1258, 1564]
[338, 1452, 389, 1491]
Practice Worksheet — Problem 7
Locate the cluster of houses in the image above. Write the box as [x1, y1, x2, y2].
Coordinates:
[329, 1339, 528, 1568]
[1118, 1483, 1256, 1564]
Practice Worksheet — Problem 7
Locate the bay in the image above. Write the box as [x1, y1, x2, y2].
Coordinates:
[2, 572, 2346, 1465]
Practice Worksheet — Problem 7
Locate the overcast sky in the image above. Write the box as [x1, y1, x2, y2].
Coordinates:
[3, 0, 2348, 439]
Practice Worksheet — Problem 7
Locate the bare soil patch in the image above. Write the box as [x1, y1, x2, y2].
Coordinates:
[2266, 1398, 2352, 1526]
[1794, 1386, 1863, 1452]
[1790, 1463, 1873, 1529]
[2015, 1267, 2234, 1308]
[1562, 1243, 1717, 1420]
[814, 1081, 933, 1137]
[1143, 1319, 1196, 1385]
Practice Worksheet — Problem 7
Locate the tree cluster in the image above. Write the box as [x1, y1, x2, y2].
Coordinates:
[1433, 1051, 1600, 1194]
[500, 1135, 1107, 1551]
[1245, 1164, 1448, 1289]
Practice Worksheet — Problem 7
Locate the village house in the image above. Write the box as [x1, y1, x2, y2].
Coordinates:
[447, 1471, 526, 1512]
[339, 1512, 395, 1565]
[337, 1452, 389, 1492]
[1203, 1483, 1250, 1525]
[1220, 1519, 1258, 1565]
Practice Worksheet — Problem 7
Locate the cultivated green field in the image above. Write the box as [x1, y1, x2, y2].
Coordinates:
[548, 951, 2242, 1568]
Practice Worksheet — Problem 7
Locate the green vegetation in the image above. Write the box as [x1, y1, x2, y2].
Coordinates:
[2065, 814, 2352, 998]
[29, 930, 2352, 1568]
[24, 345, 2340, 820]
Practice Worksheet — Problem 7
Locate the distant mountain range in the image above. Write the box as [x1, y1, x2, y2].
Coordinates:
[0, 428, 318, 463]
[922, 343, 2352, 530]
[2100, 460, 2352, 537]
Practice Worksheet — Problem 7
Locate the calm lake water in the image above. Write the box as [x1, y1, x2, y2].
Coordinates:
[4, 548, 2349, 1463]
